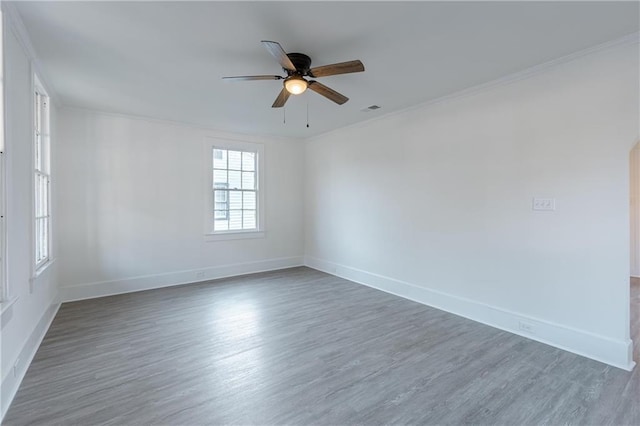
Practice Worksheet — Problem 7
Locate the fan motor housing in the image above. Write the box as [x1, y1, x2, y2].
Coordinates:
[286, 53, 312, 75]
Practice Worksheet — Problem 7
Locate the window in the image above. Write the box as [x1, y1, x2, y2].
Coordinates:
[34, 80, 50, 270]
[212, 148, 258, 231]
[204, 138, 264, 240]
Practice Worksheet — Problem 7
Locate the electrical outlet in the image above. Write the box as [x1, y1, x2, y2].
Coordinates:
[532, 198, 556, 211]
[518, 321, 535, 334]
[195, 271, 205, 279]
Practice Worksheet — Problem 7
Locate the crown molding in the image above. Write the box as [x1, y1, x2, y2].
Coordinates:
[307, 31, 640, 143]
[60, 105, 304, 145]
[1, 1, 60, 106]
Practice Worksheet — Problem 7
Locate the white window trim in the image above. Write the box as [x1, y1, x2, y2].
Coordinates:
[32, 74, 53, 278]
[203, 137, 265, 241]
[204, 231, 265, 242]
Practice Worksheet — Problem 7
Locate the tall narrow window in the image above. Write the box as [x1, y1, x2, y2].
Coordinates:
[212, 148, 258, 232]
[34, 80, 50, 270]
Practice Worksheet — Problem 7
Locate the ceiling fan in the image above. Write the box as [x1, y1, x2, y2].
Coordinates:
[223, 41, 365, 108]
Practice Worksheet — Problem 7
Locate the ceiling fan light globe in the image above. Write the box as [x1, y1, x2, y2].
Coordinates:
[284, 77, 308, 95]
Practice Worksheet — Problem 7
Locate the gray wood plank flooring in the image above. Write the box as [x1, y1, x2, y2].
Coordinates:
[4, 268, 640, 425]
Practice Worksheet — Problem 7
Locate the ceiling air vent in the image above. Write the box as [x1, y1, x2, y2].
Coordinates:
[361, 105, 381, 112]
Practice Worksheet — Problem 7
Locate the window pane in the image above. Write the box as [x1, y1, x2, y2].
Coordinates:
[243, 210, 256, 229]
[214, 210, 228, 220]
[40, 218, 43, 259]
[35, 133, 41, 172]
[38, 176, 43, 216]
[214, 189, 227, 202]
[35, 219, 41, 262]
[36, 217, 46, 262]
[213, 170, 227, 188]
[228, 170, 241, 189]
[229, 210, 242, 230]
[228, 151, 242, 170]
[38, 220, 41, 261]
[42, 217, 48, 260]
[34, 177, 40, 218]
[243, 191, 256, 210]
[35, 93, 41, 132]
[242, 152, 255, 171]
[37, 177, 42, 217]
[43, 177, 49, 216]
[215, 218, 229, 231]
[229, 191, 242, 210]
[214, 189, 228, 212]
[242, 171, 255, 190]
[213, 149, 227, 169]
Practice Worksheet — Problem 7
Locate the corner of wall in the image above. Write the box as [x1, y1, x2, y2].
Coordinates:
[304, 256, 635, 371]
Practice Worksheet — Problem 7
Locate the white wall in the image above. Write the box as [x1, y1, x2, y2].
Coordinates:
[1, 15, 637, 422]
[631, 142, 640, 278]
[305, 41, 639, 369]
[56, 109, 305, 300]
[0, 8, 59, 419]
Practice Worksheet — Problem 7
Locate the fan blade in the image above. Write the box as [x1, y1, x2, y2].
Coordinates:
[308, 81, 348, 105]
[222, 75, 283, 81]
[309, 60, 364, 78]
[272, 88, 290, 108]
[261, 40, 296, 72]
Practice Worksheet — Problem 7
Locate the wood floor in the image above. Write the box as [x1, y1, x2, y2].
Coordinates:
[5, 268, 640, 425]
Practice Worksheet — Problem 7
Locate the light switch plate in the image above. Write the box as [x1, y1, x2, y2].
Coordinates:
[532, 198, 556, 211]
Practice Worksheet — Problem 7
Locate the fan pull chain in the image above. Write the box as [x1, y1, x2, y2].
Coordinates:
[306, 102, 310, 128]
[283, 107, 286, 124]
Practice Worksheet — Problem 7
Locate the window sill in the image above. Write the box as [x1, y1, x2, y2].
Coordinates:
[31, 258, 56, 282]
[204, 231, 265, 242]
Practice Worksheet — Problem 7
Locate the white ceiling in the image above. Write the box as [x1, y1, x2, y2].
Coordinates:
[13, 1, 640, 138]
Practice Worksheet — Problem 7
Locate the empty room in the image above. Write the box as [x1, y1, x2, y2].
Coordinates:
[1, 1, 639, 424]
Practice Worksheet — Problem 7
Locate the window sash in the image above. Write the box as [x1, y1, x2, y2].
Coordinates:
[212, 148, 258, 232]
[34, 170, 50, 268]
[34, 86, 50, 269]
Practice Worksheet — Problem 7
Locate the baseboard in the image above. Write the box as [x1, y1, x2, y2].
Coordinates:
[60, 256, 305, 302]
[1, 302, 61, 421]
[304, 256, 635, 371]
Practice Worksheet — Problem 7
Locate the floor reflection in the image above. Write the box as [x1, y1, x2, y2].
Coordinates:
[211, 299, 261, 341]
